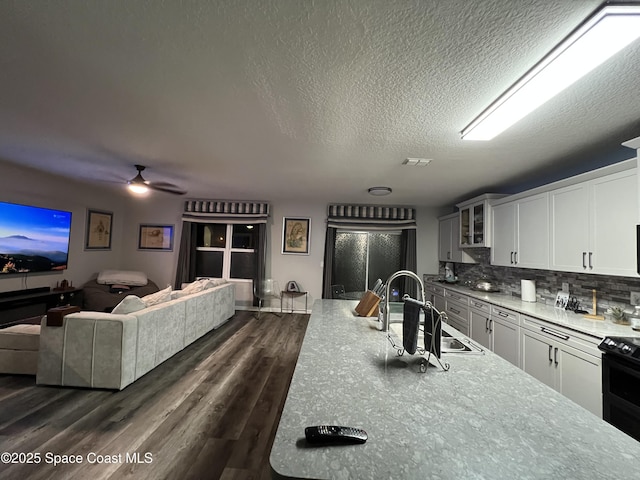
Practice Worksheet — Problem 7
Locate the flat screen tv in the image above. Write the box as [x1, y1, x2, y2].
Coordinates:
[0, 201, 72, 275]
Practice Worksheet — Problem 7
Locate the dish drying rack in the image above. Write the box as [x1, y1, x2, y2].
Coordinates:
[386, 295, 451, 373]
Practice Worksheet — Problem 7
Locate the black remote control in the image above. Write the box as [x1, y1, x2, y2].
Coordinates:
[304, 425, 368, 445]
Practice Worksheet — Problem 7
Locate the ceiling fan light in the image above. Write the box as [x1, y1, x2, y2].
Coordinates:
[128, 183, 149, 194]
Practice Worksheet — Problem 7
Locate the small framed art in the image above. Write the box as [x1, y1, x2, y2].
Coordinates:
[85, 209, 113, 250]
[282, 217, 310, 255]
[138, 224, 174, 251]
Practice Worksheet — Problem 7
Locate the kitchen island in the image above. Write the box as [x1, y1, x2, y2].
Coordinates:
[270, 300, 640, 479]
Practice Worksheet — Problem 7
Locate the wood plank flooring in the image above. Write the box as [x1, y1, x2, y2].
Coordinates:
[0, 311, 309, 480]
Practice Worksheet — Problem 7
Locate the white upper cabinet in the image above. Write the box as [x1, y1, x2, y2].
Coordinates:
[438, 214, 475, 263]
[491, 192, 549, 269]
[550, 169, 637, 276]
[456, 194, 506, 248]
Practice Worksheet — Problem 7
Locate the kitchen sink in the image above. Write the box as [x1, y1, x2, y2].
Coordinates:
[387, 322, 483, 354]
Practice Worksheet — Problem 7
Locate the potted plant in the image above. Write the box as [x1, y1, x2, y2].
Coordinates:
[610, 306, 628, 324]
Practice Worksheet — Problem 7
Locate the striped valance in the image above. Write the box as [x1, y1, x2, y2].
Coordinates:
[182, 200, 270, 224]
[327, 204, 416, 230]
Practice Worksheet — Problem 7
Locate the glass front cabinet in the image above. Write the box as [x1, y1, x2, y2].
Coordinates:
[456, 194, 506, 248]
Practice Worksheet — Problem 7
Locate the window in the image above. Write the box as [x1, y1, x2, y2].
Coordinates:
[195, 224, 257, 280]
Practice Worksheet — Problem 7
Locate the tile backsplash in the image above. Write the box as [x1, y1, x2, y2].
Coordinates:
[440, 248, 640, 314]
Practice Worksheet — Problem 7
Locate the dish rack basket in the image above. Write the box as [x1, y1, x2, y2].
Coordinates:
[386, 295, 451, 373]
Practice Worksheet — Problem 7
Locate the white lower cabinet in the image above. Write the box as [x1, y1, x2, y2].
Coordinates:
[521, 317, 602, 417]
[444, 290, 469, 336]
[491, 307, 521, 368]
[470, 303, 520, 367]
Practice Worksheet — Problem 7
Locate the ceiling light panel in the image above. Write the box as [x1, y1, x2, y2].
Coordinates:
[461, 5, 640, 141]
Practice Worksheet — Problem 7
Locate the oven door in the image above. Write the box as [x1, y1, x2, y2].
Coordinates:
[602, 353, 640, 441]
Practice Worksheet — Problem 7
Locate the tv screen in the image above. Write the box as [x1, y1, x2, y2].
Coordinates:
[0, 201, 72, 275]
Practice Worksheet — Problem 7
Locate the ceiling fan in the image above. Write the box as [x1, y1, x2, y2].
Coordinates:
[126, 164, 186, 195]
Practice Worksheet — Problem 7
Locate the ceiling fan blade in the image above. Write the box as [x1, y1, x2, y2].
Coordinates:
[148, 183, 187, 195]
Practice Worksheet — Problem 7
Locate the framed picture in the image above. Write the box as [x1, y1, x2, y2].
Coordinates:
[282, 217, 310, 255]
[85, 209, 113, 250]
[555, 291, 569, 309]
[138, 224, 174, 251]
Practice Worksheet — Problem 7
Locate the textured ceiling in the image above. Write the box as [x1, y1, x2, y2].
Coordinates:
[1, 0, 640, 207]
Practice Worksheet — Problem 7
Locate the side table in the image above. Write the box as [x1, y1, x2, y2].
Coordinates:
[280, 291, 308, 313]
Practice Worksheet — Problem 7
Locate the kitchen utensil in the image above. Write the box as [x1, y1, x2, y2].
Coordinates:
[472, 277, 500, 292]
[583, 289, 604, 320]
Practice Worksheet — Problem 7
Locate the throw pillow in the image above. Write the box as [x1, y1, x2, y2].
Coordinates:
[111, 295, 147, 314]
[141, 286, 172, 307]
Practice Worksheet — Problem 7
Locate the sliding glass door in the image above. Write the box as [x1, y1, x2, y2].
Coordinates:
[332, 231, 402, 296]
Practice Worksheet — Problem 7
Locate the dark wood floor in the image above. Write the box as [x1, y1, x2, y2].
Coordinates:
[0, 311, 309, 480]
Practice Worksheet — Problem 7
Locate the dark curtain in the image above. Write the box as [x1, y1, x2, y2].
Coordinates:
[321, 226, 337, 298]
[253, 223, 267, 306]
[401, 228, 418, 297]
[174, 222, 198, 289]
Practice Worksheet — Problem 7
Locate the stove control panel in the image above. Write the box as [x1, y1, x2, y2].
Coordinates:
[598, 337, 640, 360]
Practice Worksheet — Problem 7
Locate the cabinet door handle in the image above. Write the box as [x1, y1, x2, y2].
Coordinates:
[489, 319, 493, 333]
[541, 327, 570, 341]
[582, 252, 587, 269]
[485, 318, 489, 332]
[589, 252, 593, 270]
[510, 251, 514, 264]
[447, 251, 451, 260]
[514, 252, 518, 264]
[548, 345, 553, 363]
[554, 347, 559, 366]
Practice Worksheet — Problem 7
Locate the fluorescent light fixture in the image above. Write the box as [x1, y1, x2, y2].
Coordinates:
[461, 5, 640, 141]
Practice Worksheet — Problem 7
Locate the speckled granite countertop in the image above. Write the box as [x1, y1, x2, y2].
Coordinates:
[270, 300, 640, 480]
[428, 281, 640, 339]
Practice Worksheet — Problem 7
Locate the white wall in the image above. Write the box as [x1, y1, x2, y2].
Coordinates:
[119, 195, 184, 288]
[0, 161, 127, 293]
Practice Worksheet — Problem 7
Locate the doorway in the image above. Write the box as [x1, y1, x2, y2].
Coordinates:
[332, 231, 402, 297]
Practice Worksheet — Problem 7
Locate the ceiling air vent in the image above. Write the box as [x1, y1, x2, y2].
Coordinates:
[403, 158, 432, 167]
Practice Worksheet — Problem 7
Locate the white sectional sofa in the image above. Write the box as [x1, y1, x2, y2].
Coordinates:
[36, 281, 235, 390]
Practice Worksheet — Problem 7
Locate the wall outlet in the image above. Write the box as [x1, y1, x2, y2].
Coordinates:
[562, 282, 570, 293]
[631, 291, 640, 306]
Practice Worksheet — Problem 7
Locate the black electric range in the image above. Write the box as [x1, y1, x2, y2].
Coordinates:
[598, 336, 640, 441]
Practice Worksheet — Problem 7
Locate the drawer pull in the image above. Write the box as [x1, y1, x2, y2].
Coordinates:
[541, 327, 570, 341]
[474, 302, 484, 308]
[497, 311, 509, 318]
[450, 307, 460, 315]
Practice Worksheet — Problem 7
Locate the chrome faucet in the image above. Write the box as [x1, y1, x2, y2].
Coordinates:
[381, 270, 425, 332]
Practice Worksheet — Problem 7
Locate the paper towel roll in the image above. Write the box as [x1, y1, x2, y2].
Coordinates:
[521, 280, 536, 302]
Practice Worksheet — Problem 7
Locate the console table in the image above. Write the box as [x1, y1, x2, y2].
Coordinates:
[0, 287, 83, 328]
[280, 290, 308, 313]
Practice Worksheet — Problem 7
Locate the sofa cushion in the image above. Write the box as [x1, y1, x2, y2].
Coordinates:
[111, 295, 147, 314]
[0, 324, 41, 351]
[142, 286, 172, 307]
[97, 270, 148, 286]
[173, 280, 208, 299]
